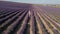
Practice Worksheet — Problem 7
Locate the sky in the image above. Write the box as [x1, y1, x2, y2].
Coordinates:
[0, 0, 60, 4]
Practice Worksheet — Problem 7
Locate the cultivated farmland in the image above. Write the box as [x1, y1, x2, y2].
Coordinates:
[0, 1, 60, 34]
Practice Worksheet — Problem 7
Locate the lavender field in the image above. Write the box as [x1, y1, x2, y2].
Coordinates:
[0, 1, 60, 34]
